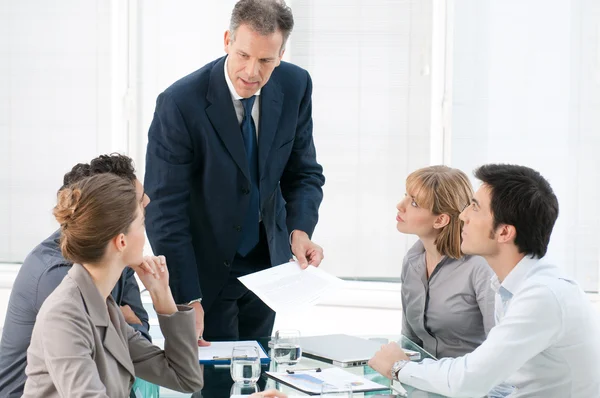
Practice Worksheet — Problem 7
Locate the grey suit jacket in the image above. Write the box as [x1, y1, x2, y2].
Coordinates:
[0, 230, 150, 398]
[23, 263, 204, 397]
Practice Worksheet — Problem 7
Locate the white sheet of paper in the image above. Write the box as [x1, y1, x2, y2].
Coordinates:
[238, 261, 345, 313]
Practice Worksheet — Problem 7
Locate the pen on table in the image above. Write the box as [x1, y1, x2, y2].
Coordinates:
[212, 355, 248, 360]
[286, 367, 322, 374]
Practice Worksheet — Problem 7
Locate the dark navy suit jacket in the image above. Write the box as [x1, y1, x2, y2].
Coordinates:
[0, 230, 149, 397]
[144, 56, 325, 310]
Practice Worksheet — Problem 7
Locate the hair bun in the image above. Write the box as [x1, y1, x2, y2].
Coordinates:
[53, 188, 82, 227]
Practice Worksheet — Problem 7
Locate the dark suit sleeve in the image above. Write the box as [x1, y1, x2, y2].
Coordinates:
[144, 92, 202, 304]
[120, 267, 151, 342]
[280, 71, 325, 237]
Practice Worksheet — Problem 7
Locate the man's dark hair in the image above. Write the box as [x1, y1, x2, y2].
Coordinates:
[60, 153, 136, 191]
[230, 0, 294, 51]
[474, 164, 559, 258]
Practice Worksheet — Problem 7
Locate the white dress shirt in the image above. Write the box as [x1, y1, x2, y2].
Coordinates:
[224, 56, 260, 135]
[398, 256, 600, 397]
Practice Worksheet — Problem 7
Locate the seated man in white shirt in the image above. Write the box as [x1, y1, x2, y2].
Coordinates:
[369, 164, 600, 398]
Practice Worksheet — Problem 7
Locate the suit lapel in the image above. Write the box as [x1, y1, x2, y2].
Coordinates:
[68, 264, 135, 378]
[103, 299, 136, 378]
[258, 79, 283, 179]
[206, 57, 250, 181]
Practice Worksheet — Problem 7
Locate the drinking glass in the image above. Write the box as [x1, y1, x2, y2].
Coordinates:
[230, 381, 259, 395]
[230, 346, 261, 384]
[272, 329, 302, 365]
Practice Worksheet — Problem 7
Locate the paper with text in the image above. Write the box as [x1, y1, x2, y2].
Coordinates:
[238, 262, 345, 313]
[266, 367, 389, 394]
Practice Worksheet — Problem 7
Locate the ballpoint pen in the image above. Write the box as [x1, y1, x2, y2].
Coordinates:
[286, 367, 322, 374]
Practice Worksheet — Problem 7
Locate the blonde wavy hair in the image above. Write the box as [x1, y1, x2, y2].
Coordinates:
[406, 165, 473, 259]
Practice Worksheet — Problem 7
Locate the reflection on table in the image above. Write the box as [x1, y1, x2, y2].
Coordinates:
[143, 302, 462, 398]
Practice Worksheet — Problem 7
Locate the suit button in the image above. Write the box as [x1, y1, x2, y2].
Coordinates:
[242, 187, 250, 195]
[235, 225, 242, 232]
[224, 260, 230, 267]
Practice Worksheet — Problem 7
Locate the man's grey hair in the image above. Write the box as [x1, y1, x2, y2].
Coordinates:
[229, 0, 294, 52]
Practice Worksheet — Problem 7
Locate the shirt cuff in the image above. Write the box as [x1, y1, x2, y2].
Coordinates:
[397, 360, 421, 383]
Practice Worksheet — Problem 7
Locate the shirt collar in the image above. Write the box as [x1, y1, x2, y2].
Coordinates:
[490, 255, 540, 298]
[224, 55, 261, 100]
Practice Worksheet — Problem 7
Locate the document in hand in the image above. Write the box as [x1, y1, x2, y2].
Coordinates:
[198, 340, 270, 365]
[265, 367, 389, 395]
[238, 261, 345, 313]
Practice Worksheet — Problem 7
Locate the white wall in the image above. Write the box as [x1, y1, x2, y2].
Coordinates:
[133, 0, 240, 183]
[5, 1, 597, 291]
[288, 0, 435, 279]
[0, 0, 127, 262]
[449, 0, 600, 291]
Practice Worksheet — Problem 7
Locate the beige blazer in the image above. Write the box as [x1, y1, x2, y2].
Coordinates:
[23, 263, 204, 397]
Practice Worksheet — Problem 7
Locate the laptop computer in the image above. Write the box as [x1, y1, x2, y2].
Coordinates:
[296, 334, 421, 368]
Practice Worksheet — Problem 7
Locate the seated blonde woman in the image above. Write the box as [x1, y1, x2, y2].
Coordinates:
[397, 166, 495, 358]
[23, 173, 204, 397]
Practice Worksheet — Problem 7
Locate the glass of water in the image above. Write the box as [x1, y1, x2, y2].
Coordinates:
[230, 346, 261, 384]
[272, 329, 302, 365]
[230, 381, 259, 395]
[320, 382, 353, 397]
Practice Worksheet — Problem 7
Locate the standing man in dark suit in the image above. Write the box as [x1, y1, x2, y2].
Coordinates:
[145, 0, 325, 343]
[0, 154, 150, 398]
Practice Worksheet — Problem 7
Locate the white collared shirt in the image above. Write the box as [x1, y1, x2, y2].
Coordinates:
[398, 256, 600, 397]
[224, 56, 260, 137]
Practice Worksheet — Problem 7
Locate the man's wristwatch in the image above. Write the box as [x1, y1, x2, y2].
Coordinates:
[391, 359, 410, 381]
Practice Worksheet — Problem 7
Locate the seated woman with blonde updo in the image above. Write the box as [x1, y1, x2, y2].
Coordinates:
[23, 173, 204, 397]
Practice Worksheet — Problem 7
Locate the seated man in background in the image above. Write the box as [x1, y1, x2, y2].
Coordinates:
[370, 164, 600, 397]
[0, 154, 150, 398]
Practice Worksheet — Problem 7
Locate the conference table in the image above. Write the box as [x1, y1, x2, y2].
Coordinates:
[142, 302, 461, 397]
